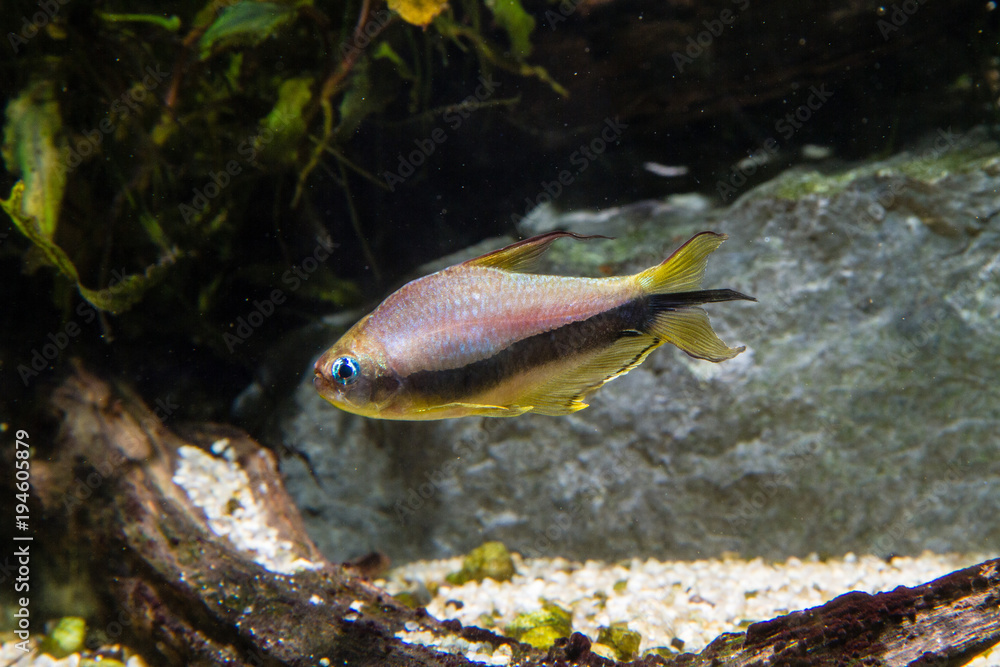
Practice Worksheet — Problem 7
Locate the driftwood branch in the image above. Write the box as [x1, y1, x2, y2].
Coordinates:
[34, 366, 1000, 666]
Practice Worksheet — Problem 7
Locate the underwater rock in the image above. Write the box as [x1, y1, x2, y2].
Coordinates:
[278, 127, 1000, 564]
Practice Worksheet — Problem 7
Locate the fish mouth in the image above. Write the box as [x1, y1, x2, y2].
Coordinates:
[313, 371, 332, 396]
[313, 370, 351, 409]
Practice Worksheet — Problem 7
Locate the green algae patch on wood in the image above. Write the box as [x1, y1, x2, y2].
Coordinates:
[446, 541, 516, 585]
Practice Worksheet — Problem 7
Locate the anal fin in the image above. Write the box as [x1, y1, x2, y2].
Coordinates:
[515, 334, 662, 416]
[413, 402, 533, 419]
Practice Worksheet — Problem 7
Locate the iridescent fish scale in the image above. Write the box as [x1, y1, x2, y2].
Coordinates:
[368, 267, 634, 376]
[313, 231, 754, 419]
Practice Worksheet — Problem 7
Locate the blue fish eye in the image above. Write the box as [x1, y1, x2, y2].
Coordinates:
[330, 356, 361, 386]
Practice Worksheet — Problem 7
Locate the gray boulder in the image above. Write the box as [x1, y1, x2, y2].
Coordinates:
[275, 128, 1000, 564]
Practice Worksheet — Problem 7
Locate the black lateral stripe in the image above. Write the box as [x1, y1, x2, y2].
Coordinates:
[650, 289, 757, 310]
[403, 300, 647, 402]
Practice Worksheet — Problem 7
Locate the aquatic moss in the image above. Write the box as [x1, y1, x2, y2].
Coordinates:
[1, 0, 561, 356]
[446, 541, 515, 585]
[198, 2, 299, 60]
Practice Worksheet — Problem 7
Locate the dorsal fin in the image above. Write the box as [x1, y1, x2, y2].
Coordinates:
[462, 231, 611, 273]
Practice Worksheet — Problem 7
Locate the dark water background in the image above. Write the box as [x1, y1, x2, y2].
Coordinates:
[0, 0, 998, 575]
[1, 1, 996, 428]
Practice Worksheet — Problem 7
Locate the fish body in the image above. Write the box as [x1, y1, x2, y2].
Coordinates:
[314, 231, 755, 420]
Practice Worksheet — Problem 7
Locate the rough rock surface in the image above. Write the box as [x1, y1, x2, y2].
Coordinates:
[276, 128, 1000, 565]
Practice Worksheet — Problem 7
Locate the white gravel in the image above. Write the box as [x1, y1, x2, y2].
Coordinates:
[380, 550, 1000, 663]
[172, 441, 322, 574]
[0, 641, 147, 667]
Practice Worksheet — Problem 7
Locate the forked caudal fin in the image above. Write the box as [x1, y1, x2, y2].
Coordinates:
[636, 233, 756, 362]
[636, 231, 733, 293]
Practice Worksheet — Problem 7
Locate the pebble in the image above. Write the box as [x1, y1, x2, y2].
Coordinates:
[4, 552, 997, 665]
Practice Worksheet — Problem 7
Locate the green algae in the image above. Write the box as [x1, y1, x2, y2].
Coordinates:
[596, 622, 642, 660]
[39, 616, 86, 659]
[446, 541, 516, 585]
[198, 2, 301, 60]
[1, 0, 561, 348]
[751, 138, 1000, 203]
[504, 601, 572, 650]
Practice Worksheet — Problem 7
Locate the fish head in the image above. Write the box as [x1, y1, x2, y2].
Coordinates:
[313, 317, 401, 418]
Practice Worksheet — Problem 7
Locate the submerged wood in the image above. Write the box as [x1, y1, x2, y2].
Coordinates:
[37, 366, 1000, 666]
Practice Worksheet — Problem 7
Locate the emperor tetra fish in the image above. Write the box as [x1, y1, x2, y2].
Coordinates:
[314, 231, 755, 419]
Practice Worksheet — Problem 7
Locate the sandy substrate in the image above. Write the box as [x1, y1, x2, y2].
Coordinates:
[4, 552, 996, 665]
[380, 551, 1000, 663]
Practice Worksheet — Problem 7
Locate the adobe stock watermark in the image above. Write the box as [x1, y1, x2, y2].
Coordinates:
[338, 7, 392, 60]
[16, 270, 139, 386]
[394, 420, 504, 524]
[731, 286, 794, 344]
[519, 450, 634, 560]
[62, 65, 170, 173]
[673, 0, 751, 73]
[877, 251, 995, 375]
[716, 84, 834, 201]
[869, 461, 964, 558]
[543, 0, 585, 30]
[508, 117, 628, 226]
[60, 392, 175, 512]
[223, 235, 336, 352]
[841, 127, 962, 244]
[725, 438, 823, 534]
[382, 75, 501, 192]
[877, 0, 929, 40]
[7, 0, 71, 55]
[178, 111, 291, 224]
